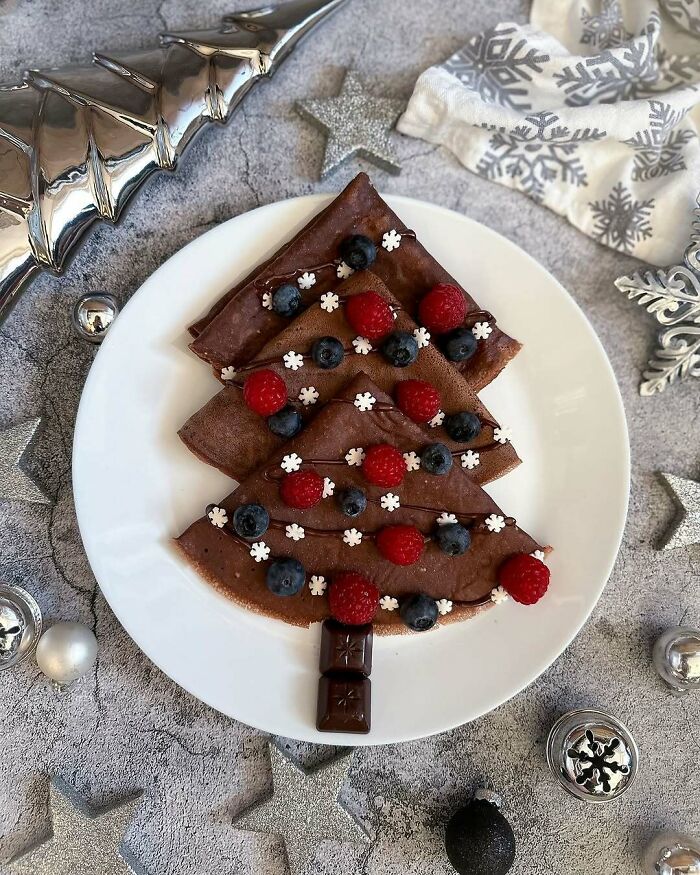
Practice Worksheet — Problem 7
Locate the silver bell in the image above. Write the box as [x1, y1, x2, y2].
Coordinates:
[642, 830, 700, 875]
[0, 583, 42, 671]
[653, 627, 700, 695]
[72, 293, 119, 343]
[546, 709, 639, 803]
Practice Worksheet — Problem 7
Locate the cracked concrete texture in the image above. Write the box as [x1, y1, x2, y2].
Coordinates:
[0, 0, 699, 873]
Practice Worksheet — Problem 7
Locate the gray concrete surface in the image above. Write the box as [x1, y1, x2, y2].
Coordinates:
[0, 1, 698, 873]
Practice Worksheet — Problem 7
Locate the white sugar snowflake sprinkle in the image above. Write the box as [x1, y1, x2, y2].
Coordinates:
[352, 336, 373, 355]
[345, 447, 366, 466]
[472, 321, 492, 340]
[382, 229, 402, 252]
[249, 541, 270, 563]
[281, 453, 303, 473]
[336, 261, 354, 279]
[283, 350, 304, 371]
[298, 386, 319, 406]
[429, 410, 445, 428]
[491, 585, 509, 604]
[220, 366, 237, 381]
[485, 514, 506, 533]
[286, 523, 305, 541]
[207, 506, 228, 528]
[390, 305, 398, 321]
[531, 549, 546, 562]
[436, 512, 458, 526]
[436, 598, 453, 616]
[403, 451, 421, 472]
[323, 477, 335, 498]
[354, 392, 376, 412]
[343, 528, 363, 546]
[380, 493, 401, 512]
[309, 575, 327, 596]
[297, 271, 316, 290]
[380, 595, 399, 611]
[261, 292, 273, 311]
[320, 291, 340, 312]
[493, 425, 512, 445]
[461, 450, 481, 470]
[413, 326, 431, 348]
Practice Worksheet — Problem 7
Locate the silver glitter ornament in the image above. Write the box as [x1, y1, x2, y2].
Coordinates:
[659, 472, 700, 550]
[0, 583, 42, 671]
[653, 626, 700, 695]
[615, 192, 700, 395]
[233, 742, 370, 874]
[546, 709, 639, 803]
[0, 418, 51, 504]
[298, 69, 405, 178]
[642, 830, 700, 875]
[9, 778, 144, 875]
[35, 622, 98, 687]
[72, 293, 119, 343]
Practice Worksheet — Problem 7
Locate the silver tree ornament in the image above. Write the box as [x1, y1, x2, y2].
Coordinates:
[615, 192, 700, 395]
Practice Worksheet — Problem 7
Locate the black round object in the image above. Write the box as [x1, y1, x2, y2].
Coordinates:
[440, 327, 478, 363]
[445, 798, 515, 875]
[444, 411, 482, 443]
[340, 234, 377, 271]
[232, 503, 270, 539]
[337, 486, 367, 517]
[434, 523, 471, 556]
[266, 558, 306, 597]
[399, 594, 439, 632]
[311, 336, 345, 369]
[272, 283, 302, 317]
[267, 405, 303, 438]
[420, 442, 453, 475]
[381, 331, 419, 368]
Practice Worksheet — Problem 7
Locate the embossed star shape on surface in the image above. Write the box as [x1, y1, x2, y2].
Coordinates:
[233, 742, 370, 875]
[660, 472, 700, 550]
[335, 632, 362, 666]
[297, 69, 405, 178]
[0, 418, 51, 504]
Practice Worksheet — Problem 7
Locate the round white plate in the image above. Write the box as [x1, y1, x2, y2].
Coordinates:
[73, 193, 629, 745]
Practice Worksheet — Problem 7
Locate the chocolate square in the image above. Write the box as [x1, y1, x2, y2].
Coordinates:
[317, 675, 371, 734]
[319, 620, 373, 677]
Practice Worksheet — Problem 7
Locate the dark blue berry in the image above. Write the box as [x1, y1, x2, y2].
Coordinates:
[340, 234, 377, 271]
[440, 327, 477, 363]
[434, 523, 471, 556]
[266, 558, 305, 596]
[444, 411, 482, 443]
[311, 336, 345, 370]
[420, 443, 453, 475]
[381, 331, 419, 368]
[232, 503, 269, 539]
[337, 487, 367, 517]
[400, 594, 439, 632]
[272, 283, 302, 317]
[267, 405, 302, 438]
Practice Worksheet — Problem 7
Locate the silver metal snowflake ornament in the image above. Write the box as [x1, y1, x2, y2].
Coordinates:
[615, 191, 700, 395]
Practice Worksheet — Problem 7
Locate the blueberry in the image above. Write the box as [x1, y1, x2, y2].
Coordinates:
[267, 405, 302, 438]
[400, 594, 439, 632]
[340, 234, 377, 271]
[272, 283, 302, 317]
[266, 557, 305, 596]
[337, 486, 367, 517]
[420, 443, 453, 475]
[434, 523, 471, 556]
[444, 411, 482, 443]
[311, 336, 345, 370]
[233, 503, 270, 539]
[381, 331, 419, 368]
[440, 328, 477, 363]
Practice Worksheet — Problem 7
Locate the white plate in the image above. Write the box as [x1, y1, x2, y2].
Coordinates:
[73, 193, 629, 745]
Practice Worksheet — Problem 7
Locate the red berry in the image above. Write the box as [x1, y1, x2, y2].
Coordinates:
[328, 572, 379, 625]
[498, 553, 550, 605]
[362, 444, 406, 487]
[395, 380, 441, 423]
[418, 283, 467, 334]
[376, 525, 425, 566]
[279, 470, 324, 509]
[345, 290, 395, 341]
[242, 369, 287, 416]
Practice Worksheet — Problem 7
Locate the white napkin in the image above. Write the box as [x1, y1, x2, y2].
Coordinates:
[397, 0, 700, 265]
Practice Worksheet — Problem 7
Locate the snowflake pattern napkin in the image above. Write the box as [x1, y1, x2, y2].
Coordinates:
[397, 0, 700, 266]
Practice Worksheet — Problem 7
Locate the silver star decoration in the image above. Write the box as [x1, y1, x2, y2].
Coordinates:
[297, 69, 405, 178]
[0, 418, 51, 504]
[9, 778, 145, 875]
[660, 472, 700, 550]
[233, 742, 370, 874]
[615, 192, 700, 395]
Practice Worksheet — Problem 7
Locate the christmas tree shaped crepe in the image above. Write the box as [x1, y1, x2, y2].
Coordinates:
[176, 374, 543, 631]
[189, 173, 519, 392]
[180, 271, 519, 484]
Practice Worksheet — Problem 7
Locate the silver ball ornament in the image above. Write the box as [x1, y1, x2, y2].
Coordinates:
[36, 622, 97, 686]
[72, 292, 119, 343]
[653, 627, 700, 695]
[0, 583, 42, 671]
[642, 830, 700, 875]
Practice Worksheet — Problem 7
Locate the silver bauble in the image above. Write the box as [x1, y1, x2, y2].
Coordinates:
[72, 293, 119, 343]
[653, 627, 700, 695]
[642, 830, 700, 875]
[36, 622, 98, 686]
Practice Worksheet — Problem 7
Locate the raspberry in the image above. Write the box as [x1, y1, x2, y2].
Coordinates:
[376, 525, 425, 566]
[242, 369, 287, 416]
[418, 284, 467, 334]
[328, 572, 379, 625]
[345, 291, 394, 341]
[395, 380, 441, 423]
[362, 444, 406, 487]
[498, 553, 550, 605]
[279, 471, 324, 509]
